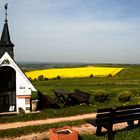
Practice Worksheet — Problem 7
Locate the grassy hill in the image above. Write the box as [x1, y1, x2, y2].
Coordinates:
[30, 64, 140, 109]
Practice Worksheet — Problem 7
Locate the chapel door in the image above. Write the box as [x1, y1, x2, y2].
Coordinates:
[0, 66, 16, 112]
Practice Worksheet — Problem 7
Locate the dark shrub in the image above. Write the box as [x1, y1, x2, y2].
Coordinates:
[107, 74, 112, 77]
[118, 90, 133, 102]
[94, 89, 109, 102]
[34, 78, 37, 81]
[56, 75, 61, 79]
[90, 74, 94, 78]
[44, 77, 49, 80]
[38, 75, 44, 81]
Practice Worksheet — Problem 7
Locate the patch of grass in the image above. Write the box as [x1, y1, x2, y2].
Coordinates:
[0, 105, 94, 123]
[79, 126, 140, 140]
[79, 135, 106, 140]
[115, 126, 140, 140]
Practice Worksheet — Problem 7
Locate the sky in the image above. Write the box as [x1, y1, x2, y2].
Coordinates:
[0, 0, 140, 64]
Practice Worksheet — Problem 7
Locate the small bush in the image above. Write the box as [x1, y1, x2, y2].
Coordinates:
[56, 75, 61, 79]
[94, 89, 109, 102]
[44, 77, 49, 80]
[34, 78, 37, 81]
[89, 74, 94, 78]
[38, 75, 44, 81]
[118, 90, 133, 102]
[107, 74, 112, 77]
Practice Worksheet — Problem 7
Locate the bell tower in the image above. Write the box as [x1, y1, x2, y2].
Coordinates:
[0, 3, 14, 59]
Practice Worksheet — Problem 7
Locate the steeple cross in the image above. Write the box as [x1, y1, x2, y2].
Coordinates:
[5, 3, 8, 22]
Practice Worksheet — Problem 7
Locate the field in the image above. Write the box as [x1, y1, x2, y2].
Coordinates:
[25, 66, 123, 80]
[31, 64, 140, 109]
[1, 64, 140, 139]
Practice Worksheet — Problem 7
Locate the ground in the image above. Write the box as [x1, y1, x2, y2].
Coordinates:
[0, 113, 134, 140]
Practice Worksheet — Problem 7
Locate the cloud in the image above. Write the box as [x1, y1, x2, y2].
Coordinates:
[24, 18, 140, 34]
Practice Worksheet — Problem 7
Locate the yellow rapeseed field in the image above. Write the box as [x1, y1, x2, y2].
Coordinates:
[25, 66, 124, 80]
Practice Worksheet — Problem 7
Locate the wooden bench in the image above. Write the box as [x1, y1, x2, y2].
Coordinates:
[70, 89, 91, 105]
[86, 104, 140, 140]
[51, 89, 73, 107]
[51, 89, 91, 106]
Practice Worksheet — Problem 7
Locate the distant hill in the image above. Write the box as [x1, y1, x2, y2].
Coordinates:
[18, 62, 140, 71]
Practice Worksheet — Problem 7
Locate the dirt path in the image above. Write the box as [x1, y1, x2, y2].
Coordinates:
[0, 113, 137, 140]
[1, 122, 131, 140]
[0, 113, 96, 130]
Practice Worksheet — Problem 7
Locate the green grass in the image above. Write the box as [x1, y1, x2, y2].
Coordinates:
[0, 105, 94, 123]
[32, 65, 140, 94]
[79, 135, 106, 140]
[79, 126, 140, 140]
[115, 126, 140, 140]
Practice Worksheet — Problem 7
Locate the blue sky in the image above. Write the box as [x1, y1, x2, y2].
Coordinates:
[0, 0, 140, 63]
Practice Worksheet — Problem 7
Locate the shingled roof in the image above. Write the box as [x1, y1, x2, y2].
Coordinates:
[0, 21, 14, 48]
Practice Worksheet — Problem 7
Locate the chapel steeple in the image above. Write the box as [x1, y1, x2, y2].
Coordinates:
[0, 3, 14, 59]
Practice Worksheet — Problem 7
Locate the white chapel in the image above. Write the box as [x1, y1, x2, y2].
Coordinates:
[0, 3, 37, 113]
